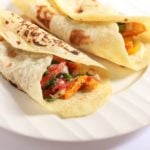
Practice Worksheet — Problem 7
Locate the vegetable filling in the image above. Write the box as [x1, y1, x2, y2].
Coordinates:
[118, 22, 146, 55]
[41, 56, 100, 101]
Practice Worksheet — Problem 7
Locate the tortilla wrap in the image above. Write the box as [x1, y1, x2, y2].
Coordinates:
[48, 0, 121, 22]
[0, 11, 111, 118]
[12, 0, 150, 70]
[48, 0, 150, 22]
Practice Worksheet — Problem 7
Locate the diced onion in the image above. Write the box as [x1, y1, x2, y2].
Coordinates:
[62, 65, 69, 73]
[93, 74, 101, 81]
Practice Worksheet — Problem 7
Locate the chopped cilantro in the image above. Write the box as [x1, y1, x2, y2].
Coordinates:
[52, 60, 59, 64]
[118, 23, 126, 33]
[62, 73, 72, 81]
[45, 98, 56, 102]
[45, 78, 57, 89]
[43, 70, 49, 76]
[57, 73, 72, 81]
[86, 72, 93, 76]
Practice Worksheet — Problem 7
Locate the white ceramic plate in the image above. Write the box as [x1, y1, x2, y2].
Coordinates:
[0, 0, 150, 142]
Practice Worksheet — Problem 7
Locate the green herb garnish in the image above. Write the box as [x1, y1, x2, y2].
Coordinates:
[62, 73, 72, 81]
[52, 60, 59, 64]
[45, 98, 57, 102]
[57, 73, 72, 81]
[43, 70, 49, 76]
[118, 23, 126, 33]
[86, 72, 93, 76]
[45, 78, 57, 89]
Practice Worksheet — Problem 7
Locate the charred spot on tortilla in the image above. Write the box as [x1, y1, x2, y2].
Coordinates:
[33, 39, 47, 47]
[119, 65, 126, 68]
[6, 63, 12, 67]
[76, 7, 83, 13]
[27, 40, 31, 43]
[70, 29, 91, 46]
[52, 38, 80, 55]
[124, 18, 129, 22]
[24, 30, 29, 37]
[0, 36, 4, 41]
[16, 21, 51, 47]
[5, 20, 9, 24]
[8, 49, 17, 58]
[65, 47, 79, 55]
[72, 50, 79, 55]
[30, 31, 40, 37]
[16, 41, 21, 45]
[8, 14, 80, 54]
[67, 16, 73, 20]
[36, 5, 55, 29]
[11, 13, 15, 16]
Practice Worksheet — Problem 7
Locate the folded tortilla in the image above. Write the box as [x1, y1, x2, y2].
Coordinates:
[47, 0, 150, 22]
[49, 0, 119, 21]
[13, 0, 150, 70]
[48, 0, 120, 22]
[0, 11, 111, 118]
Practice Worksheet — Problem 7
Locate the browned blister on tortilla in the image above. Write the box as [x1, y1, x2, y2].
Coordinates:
[70, 29, 91, 45]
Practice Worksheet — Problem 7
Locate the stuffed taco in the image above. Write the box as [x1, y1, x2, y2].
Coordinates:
[0, 11, 111, 118]
[13, 0, 150, 70]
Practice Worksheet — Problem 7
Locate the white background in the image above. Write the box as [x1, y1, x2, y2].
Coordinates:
[0, 126, 149, 150]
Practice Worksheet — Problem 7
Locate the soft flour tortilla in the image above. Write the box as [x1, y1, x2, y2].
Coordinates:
[0, 12, 111, 118]
[13, 0, 150, 70]
[0, 10, 107, 71]
[48, 0, 150, 22]
[48, 0, 120, 22]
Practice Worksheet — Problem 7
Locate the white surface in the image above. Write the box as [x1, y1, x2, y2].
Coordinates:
[101, 0, 150, 16]
[0, 0, 150, 149]
[0, 126, 149, 150]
